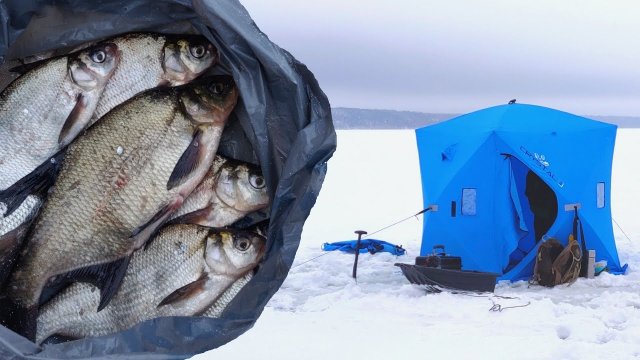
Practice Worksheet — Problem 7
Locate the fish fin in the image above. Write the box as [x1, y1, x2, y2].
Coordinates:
[166, 206, 213, 227]
[157, 273, 208, 308]
[167, 127, 205, 190]
[0, 297, 38, 341]
[39, 274, 73, 307]
[0, 222, 31, 288]
[142, 225, 164, 251]
[0, 150, 64, 217]
[9, 59, 47, 75]
[21, 306, 39, 341]
[40, 333, 80, 345]
[229, 209, 270, 230]
[97, 256, 131, 311]
[131, 197, 184, 251]
[57, 93, 87, 146]
[38, 256, 131, 311]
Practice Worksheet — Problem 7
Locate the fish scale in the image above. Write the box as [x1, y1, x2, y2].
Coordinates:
[0, 196, 40, 237]
[201, 272, 253, 318]
[7, 78, 237, 323]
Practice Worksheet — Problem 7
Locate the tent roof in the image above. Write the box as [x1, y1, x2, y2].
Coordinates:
[417, 103, 616, 137]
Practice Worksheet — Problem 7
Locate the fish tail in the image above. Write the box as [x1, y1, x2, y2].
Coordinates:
[38, 255, 132, 312]
[0, 150, 65, 217]
[0, 221, 33, 289]
[97, 255, 131, 311]
[39, 333, 81, 346]
[0, 296, 38, 341]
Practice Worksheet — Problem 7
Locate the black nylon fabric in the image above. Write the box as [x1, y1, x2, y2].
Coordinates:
[0, 0, 336, 358]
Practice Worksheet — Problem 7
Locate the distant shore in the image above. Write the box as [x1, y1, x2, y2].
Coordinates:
[332, 107, 640, 129]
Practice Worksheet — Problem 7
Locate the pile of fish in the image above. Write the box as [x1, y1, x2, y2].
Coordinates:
[0, 32, 270, 344]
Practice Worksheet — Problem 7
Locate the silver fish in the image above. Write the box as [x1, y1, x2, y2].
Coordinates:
[170, 155, 269, 227]
[6, 76, 239, 339]
[36, 226, 265, 343]
[91, 33, 218, 124]
[0, 42, 119, 192]
[0, 44, 118, 288]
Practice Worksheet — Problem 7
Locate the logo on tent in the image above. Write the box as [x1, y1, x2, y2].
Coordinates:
[520, 146, 565, 188]
[534, 153, 549, 167]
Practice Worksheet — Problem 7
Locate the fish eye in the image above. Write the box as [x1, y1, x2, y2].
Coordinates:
[249, 174, 265, 189]
[190, 44, 207, 59]
[90, 49, 106, 63]
[234, 237, 251, 251]
[210, 82, 226, 95]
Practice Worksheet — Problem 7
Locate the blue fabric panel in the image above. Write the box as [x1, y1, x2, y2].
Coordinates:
[322, 239, 406, 256]
[505, 157, 533, 270]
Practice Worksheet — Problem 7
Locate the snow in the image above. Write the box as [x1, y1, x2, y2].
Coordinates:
[194, 129, 640, 360]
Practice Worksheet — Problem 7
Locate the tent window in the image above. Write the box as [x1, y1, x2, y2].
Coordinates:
[461, 188, 477, 216]
[597, 182, 605, 208]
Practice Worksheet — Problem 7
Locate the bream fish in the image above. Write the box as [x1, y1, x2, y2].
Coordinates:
[0, 42, 119, 200]
[91, 33, 219, 123]
[170, 155, 270, 227]
[0, 43, 117, 288]
[36, 225, 265, 343]
[6, 76, 238, 339]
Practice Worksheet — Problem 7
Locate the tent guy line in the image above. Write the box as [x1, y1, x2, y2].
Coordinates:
[363, 207, 431, 238]
[612, 218, 633, 244]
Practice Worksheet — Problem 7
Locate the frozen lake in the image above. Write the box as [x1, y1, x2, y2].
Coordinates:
[196, 129, 640, 360]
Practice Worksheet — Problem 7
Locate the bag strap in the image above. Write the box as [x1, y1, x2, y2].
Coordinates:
[573, 206, 588, 277]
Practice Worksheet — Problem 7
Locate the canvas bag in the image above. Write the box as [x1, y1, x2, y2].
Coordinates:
[551, 235, 583, 285]
[532, 238, 564, 287]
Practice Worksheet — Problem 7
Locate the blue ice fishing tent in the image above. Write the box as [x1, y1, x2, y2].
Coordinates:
[415, 103, 627, 281]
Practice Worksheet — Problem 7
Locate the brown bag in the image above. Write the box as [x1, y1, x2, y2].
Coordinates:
[532, 238, 564, 287]
[551, 235, 582, 285]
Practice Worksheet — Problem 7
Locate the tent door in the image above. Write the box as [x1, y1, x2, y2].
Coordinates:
[505, 157, 558, 271]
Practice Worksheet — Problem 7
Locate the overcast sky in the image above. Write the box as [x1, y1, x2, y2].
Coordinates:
[240, 0, 640, 116]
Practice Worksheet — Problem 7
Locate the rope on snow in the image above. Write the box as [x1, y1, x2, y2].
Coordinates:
[488, 297, 531, 312]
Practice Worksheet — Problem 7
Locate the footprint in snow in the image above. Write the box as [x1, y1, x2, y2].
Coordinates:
[556, 325, 571, 340]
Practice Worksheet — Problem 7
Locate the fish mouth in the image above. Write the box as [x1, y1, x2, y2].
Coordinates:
[164, 49, 185, 76]
[205, 232, 235, 275]
[162, 43, 194, 85]
[70, 42, 119, 89]
[213, 170, 240, 209]
[70, 61, 98, 88]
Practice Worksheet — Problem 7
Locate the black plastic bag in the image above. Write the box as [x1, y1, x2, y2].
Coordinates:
[0, 1, 336, 358]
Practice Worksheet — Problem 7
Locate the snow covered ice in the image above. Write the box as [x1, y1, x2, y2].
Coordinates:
[197, 129, 640, 360]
